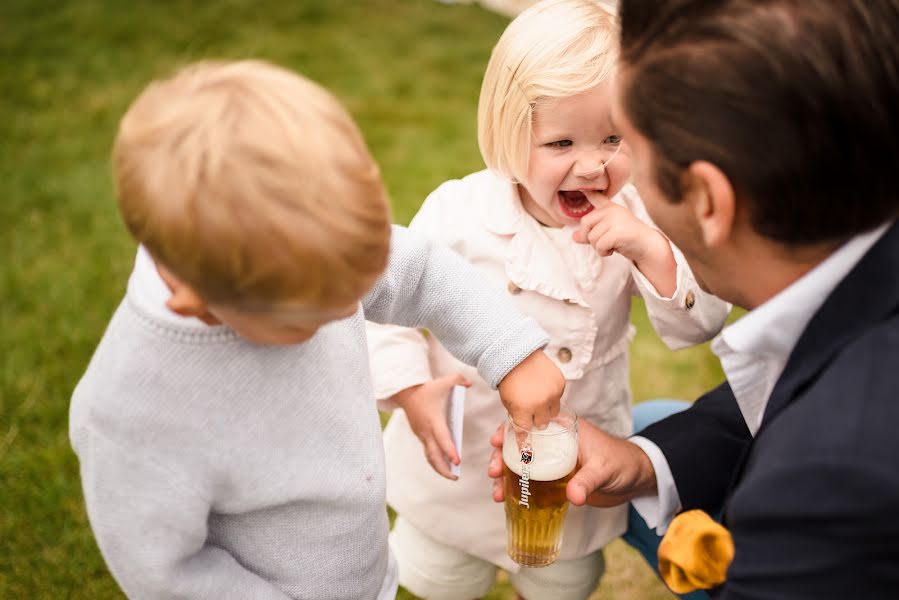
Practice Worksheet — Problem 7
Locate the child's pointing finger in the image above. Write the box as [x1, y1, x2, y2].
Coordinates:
[572, 208, 603, 244]
[582, 189, 613, 208]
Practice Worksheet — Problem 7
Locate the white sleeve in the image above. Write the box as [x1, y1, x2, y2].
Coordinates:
[366, 321, 432, 410]
[629, 435, 682, 535]
[77, 430, 292, 600]
[621, 185, 731, 349]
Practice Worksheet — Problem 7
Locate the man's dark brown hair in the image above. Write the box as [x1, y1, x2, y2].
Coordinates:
[617, 0, 899, 245]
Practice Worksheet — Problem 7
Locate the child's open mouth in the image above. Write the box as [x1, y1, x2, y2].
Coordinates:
[558, 190, 595, 219]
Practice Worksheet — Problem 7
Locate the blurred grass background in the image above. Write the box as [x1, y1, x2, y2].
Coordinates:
[0, 0, 728, 597]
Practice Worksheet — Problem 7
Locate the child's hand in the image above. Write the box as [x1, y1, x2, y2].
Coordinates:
[392, 374, 471, 480]
[497, 350, 565, 429]
[572, 193, 662, 261]
[573, 193, 677, 297]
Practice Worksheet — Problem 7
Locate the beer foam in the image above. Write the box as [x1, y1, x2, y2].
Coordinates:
[503, 421, 577, 481]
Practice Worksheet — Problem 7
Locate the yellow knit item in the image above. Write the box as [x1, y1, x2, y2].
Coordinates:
[657, 509, 735, 594]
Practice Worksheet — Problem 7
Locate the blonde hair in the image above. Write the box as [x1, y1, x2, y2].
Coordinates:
[114, 60, 391, 313]
[478, 0, 619, 184]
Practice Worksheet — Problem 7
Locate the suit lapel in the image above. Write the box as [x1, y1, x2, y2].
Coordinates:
[722, 223, 899, 508]
[757, 222, 899, 435]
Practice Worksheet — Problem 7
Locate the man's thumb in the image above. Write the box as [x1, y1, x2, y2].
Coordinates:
[567, 479, 589, 506]
[565, 471, 593, 506]
[567, 466, 603, 506]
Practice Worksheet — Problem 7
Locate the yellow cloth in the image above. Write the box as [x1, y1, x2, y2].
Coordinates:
[657, 509, 735, 594]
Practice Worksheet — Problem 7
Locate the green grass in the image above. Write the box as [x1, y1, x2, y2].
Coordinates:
[0, 1, 727, 598]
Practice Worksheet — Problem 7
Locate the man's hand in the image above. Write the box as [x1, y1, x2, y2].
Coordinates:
[392, 373, 471, 480]
[487, 418, 658, 506]
[487, 423, 508, 502]
[567, 419, 658, 507]
[497, 350, 564, 429]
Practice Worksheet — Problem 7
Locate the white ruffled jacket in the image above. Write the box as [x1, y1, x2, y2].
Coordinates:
[367, 169, 730, 570]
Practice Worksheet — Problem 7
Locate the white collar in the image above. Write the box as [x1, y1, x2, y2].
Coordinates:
[126, 246, 217, 329]
[716, 222, 891, 358]
[481, 171, 526, 236]
[712, 222, 892, 434]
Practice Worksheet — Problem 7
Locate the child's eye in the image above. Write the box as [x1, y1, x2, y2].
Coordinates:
[547, 140, 573, 148]
[604, 135, 623, 146]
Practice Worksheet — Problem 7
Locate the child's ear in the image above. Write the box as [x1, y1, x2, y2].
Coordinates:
[155, 263, 211, 318]
[165, 284, 210, 319]
[683, 160, 736, 248]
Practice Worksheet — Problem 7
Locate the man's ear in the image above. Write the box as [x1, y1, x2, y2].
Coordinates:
[684, 161, 736, 247]
[155, 263, 210, 318]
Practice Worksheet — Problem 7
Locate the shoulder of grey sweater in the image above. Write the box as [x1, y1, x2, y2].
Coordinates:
[363, 225, 432, 324]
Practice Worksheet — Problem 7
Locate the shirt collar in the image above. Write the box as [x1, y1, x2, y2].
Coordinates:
[126, 246, 213, 329]
[711, 222, 892, 435]
[482, 171, 526, 236]
[714, 222, 892, 361]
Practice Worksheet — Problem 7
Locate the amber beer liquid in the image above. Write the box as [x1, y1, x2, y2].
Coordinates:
[502, 408, 578, 567]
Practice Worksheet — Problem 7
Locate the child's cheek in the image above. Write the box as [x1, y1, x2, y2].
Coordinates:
[608, 155, 633, 198]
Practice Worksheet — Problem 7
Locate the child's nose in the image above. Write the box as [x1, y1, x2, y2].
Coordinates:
[573, 149, 607, 178]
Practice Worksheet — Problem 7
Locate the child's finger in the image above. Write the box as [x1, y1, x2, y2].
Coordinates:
[452, 372, 472, 388]
[573, 213, 599, 244]
[586, 220, 611, 246]
[583, 189, 614, 208]
[573, 208, 608, 244]
[431, 418, 460, 465]
[535, 402, 557, 429]
[510, 410, 538, 431]
[436, 372, 471, 390]
[425, 438, 457, 481]
[580, 204, 606, 227]
[588, 224, 616, 257]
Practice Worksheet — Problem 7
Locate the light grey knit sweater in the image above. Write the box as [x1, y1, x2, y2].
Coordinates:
[70, 225, 548, 600]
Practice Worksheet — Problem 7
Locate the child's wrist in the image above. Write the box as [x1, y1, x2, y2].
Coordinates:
[391, 384, 424, 409]
[632, 230, 678, 297]
[631, 227, 669, 269]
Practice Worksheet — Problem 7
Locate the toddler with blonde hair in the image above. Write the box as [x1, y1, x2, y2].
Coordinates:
[70, 59, 565, 600]
[367, 1, 730, 598]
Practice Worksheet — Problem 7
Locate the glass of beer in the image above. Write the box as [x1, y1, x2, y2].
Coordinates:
[502, 405, 578, 567]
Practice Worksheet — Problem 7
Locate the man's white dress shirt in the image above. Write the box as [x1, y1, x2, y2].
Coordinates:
[631, 222, 892, 533]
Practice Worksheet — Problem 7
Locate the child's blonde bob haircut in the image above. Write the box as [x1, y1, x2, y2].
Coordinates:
[478, 0, 619, 184]
[114, 60, 391, 314]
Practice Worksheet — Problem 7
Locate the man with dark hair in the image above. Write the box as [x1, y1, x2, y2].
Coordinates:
[486, 0, 899, 597]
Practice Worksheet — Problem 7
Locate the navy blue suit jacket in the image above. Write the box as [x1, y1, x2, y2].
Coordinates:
[640, 222, 899, 599]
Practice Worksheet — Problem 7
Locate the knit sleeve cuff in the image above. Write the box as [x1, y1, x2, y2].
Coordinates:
[477, 316, 549, 389]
